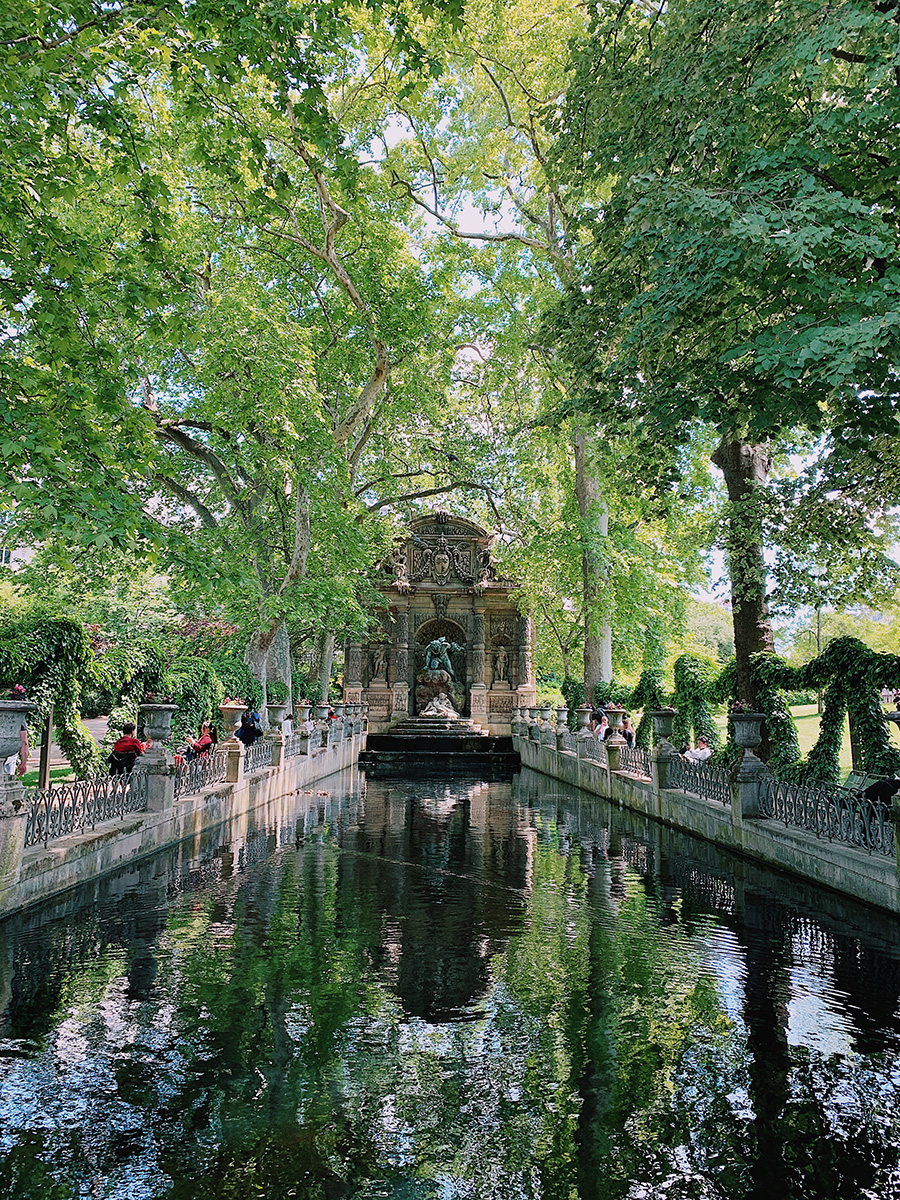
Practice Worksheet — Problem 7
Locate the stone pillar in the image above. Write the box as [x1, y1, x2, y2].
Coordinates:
[0, 781, 27, 896]
[266, 729, 284, 768]
[470, 608, 487, 720]
[732, 713, 769, 820]
[391, 604, 410, 716]
[222, 740, 245, 785]
[136, 744, 176, 813]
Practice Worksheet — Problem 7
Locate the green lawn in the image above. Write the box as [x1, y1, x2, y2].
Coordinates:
[19, 766, 76, 788]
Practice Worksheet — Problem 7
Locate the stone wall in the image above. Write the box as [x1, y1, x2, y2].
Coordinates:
[514, 732, 900, 915]
[0, 729, 365, 918]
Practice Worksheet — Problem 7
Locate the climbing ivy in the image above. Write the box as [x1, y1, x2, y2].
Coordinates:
[670, 655, 720, 751]
[168, 658, 224, 745]
[629, 670, 668, 748]
[0, 617, 99, 776]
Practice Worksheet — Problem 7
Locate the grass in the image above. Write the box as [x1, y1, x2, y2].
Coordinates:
[19, 765, 76, 788]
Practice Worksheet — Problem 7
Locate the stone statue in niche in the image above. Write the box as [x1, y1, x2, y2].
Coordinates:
[371, 645, 387, 681]
[423, 636, 463, 681]
[494, 645, 508, 682]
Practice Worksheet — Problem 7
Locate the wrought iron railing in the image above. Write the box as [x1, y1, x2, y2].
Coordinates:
[245, 738, 273, 773]
[668, 756, 731, 806]
[174, 751, 227, 801]
[24, 771, 149, 849]
[759, 774, 895, 857]
[619, 743, 652, 778]
[579, 736, 608, 766]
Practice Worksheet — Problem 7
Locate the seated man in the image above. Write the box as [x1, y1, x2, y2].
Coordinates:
[683, 736, 712, 763]
[109, 722, 145, 775]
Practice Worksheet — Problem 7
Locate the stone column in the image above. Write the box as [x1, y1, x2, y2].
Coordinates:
[470, 608, 487, 719]
[516, 614, 536, 707]
[344, 640, 363, 706]
[391, 604, 410, 716]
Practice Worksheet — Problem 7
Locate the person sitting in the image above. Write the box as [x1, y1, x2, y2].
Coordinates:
[595, 715, 609, 740]
[621, 717, 635, 747]
[109, 722, 145, 775]
[683, 736, 712, 763]
[186, 721, 216, 757]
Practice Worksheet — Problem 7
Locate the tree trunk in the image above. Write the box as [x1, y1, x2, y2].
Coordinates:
[711, 435, 775, 714]
[574, 428, 613, 705]
[317, 632, 335, 703]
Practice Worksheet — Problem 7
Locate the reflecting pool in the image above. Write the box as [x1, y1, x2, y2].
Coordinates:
[2, 767, 900, 1199]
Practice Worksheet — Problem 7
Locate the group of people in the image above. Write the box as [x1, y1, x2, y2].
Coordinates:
[587, 706, 712, 762]
[108, 708, 265, 775]
[590, 709, 636, 747]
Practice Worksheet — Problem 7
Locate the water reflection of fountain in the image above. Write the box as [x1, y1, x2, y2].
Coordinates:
[340, 775, 530, 1022]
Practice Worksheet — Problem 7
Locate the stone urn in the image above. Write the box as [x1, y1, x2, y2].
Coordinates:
[649, 708, 677, 742]
[556, 706, 569, 734]
[297, 702, 312, 723]
[605, 706, 625, 733]
[0, 700, 36, 766]
[139, 703, 178, 745]
[731, 711, 765, 749]
[266, 702, 289, 728]
[333, 702, 345, 719]
[576, 704, 593, 734]
[219, 702, 246, 740]
[315, 702, 330, 722]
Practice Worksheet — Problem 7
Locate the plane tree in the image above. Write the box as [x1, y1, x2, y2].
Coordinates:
[547, 0, 900, 707]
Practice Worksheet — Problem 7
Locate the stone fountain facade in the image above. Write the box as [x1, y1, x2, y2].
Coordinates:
[343, 513, 536, 734]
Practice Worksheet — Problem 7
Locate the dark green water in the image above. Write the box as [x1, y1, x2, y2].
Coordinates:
[2, 767, 900, 1200]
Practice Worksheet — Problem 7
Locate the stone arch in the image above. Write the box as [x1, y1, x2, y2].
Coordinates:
[415, 617, 467, 646]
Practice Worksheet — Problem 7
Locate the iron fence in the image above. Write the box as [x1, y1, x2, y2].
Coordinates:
[579, 737, 608, 766]
[174, 751, 228, 801]
[619, 743, 652, 779]
[24, 771, 149, 849]
[245, 739, 273, 773]
[668, 756, 731, 806]
[759, 774, 895, 857]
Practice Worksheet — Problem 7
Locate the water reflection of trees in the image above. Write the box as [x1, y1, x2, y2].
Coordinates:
[1, 774, 900, 1197]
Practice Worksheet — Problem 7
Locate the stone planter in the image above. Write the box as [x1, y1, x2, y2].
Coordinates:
[605, 707, 625, 732]
[139, 704, 178, 745]
[315, 703, 330, 722]
[297, 703, 312, 723]
[266, 702, 288, 728]
[576, 704, 593, 733]
[539, 704, 552, 722]
[556, 706, 569, 734]
[0, 700, 36, 763]
[731, 712, 765, 749]
[333, 702, 345, 719]
[219, 702, 246, 740]
[649, 709, 677, 741]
